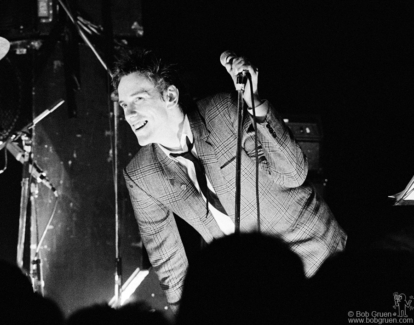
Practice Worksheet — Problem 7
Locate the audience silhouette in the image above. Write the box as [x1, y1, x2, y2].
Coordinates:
[66, 301, 171, 325]
[308, 248, 414, 324]
[176, 232, 308, 325]
[2, 233, 413, 325]
[0, 259, 64, 325]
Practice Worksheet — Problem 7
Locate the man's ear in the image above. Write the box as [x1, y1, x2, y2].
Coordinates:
[165, 85, 179, 107]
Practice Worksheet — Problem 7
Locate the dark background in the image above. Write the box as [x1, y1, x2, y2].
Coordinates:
[139, 0, 414, 247]
[1, 0, 414, 315]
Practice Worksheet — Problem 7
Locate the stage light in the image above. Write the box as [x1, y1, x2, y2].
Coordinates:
[108, 268, 150, 307]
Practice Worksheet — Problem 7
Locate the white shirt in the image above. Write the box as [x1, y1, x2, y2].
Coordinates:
[158, 115, 235, 235]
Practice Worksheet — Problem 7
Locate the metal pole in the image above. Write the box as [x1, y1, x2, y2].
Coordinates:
[234, 73, 247, 233]
[16, 135, 31, 268]
[113, 101, 122, 307]
[57, 0, 111, 76]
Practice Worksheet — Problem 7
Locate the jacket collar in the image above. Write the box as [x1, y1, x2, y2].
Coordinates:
[153, 107, 213, 180]
[188, 107, 211, 143]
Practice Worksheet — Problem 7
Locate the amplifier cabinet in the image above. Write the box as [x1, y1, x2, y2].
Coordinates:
[284, 118, 323, 173]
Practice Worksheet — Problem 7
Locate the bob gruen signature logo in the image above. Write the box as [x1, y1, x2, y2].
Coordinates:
[348, 293, 414, 323]
[393, 292, 414, 317]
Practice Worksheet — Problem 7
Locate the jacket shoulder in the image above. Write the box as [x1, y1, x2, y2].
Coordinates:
[197, 92, 234, 107]
[124, 145, 153, 179]
[196, 92, 236, 121]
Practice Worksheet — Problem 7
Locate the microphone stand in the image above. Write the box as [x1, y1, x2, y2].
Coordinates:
[234, 72, 248, 233]
[31, 184, 60, 295]
[16, 134, 32, 269]
[29, 181, 44, 296]
[113, 100, 122, 307]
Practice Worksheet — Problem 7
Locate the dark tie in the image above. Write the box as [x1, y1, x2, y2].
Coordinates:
[171, 137, 227, 215]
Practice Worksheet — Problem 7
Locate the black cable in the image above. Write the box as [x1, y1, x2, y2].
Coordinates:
[246, 73, 261, 232]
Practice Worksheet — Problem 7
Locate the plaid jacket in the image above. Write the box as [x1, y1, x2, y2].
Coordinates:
[124, 92, 347, 307]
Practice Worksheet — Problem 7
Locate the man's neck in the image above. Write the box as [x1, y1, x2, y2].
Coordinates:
[158, 114, 186, 151]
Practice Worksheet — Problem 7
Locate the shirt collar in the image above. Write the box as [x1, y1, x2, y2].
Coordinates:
[158, 114, 193, 157]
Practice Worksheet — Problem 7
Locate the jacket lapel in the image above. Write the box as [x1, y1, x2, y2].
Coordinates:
[154, 144, 186, 186]
[188, 110, 236, 219]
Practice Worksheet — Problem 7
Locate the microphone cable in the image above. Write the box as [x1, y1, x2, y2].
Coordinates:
[246, 72, 261, 233]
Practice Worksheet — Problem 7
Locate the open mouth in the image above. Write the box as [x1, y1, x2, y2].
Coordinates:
[134, 120, 148, 131]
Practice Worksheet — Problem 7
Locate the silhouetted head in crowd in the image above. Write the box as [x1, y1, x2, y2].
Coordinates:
[0, 259, 33, 299]
[0, 259, 64, 325]
[307, 249, 414, 325]
[66, 301, 171, 325]
[176, 232, 308, 325]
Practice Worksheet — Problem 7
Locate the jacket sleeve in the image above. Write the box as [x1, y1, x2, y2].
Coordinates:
[225, 94, 308, 188]
[124, 169, 188, 312]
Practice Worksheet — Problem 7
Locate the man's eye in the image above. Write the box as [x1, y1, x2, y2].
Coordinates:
[134, 97, 143, 103]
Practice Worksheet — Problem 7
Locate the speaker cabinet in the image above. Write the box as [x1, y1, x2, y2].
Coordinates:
[31, 41, 142, 315]
[285, 116, 326, 199]
[285, 117, 323, 172]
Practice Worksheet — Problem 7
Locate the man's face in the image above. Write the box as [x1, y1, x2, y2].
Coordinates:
[118, 72, 169, 146]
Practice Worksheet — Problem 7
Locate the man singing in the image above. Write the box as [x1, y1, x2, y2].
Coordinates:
[112, 48, 346, 312]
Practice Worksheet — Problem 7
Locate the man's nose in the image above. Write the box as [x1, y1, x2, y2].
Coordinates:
[124, 106, 139, 121]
